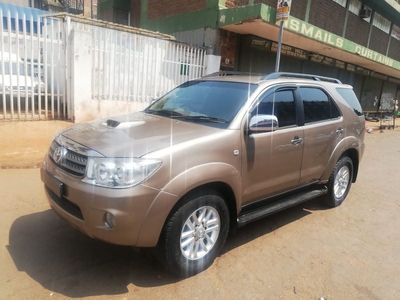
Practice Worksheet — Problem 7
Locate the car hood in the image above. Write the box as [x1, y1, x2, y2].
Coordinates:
[60, 112, 221, 157]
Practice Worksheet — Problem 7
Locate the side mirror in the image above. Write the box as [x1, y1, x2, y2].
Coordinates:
[249, 114, 279, 132]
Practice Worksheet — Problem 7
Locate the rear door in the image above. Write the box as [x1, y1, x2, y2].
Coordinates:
[298, 86, 343, 185]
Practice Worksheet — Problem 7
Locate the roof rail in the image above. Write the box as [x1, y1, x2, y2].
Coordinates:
[204, 71, 264, 77]
[261, 72, 342, 84]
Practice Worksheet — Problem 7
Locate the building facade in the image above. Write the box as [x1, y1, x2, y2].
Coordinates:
[101, 0, 400, 113]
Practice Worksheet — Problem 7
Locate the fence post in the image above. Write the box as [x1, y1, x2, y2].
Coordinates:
[70, 26, 92, 123]
[204, 47, 221, 75]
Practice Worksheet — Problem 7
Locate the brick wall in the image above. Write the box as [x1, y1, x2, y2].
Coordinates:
[308, 0, 346, 36]
[388, 37, 400, 62]
[83, 0, 97, 18]
[254, 0, 276, 7]
[369, 26, 390, 55]
[98, 8, 129, 25]
[147, 0, 207, 21]
[345, 13, 369, 47]
[130, 0, 141, 27]
[225, 0, 250, 8]
[290, 0, 307, 20]
[219, 29, 237, 70]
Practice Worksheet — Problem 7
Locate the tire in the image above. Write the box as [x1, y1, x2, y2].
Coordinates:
[158, 191, 230, 277]
[323, 156, 353, 207]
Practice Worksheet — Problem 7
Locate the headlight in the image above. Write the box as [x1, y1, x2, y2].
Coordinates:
[82, 157, 162, 188]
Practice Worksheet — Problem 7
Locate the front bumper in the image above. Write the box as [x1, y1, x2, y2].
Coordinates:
[41, 156, 178, 247]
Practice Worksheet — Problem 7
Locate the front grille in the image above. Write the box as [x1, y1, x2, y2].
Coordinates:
[49, 140, 88, 177]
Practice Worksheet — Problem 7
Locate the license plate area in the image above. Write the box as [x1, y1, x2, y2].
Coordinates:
[41, 168, 64, 198]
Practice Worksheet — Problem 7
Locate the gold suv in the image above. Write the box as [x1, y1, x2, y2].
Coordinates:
[41, 72, 365, 276]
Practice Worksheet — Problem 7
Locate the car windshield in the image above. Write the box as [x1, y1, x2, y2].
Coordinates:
[145, 80, 258, 128]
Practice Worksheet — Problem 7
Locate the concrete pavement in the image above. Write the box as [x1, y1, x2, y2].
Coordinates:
[0, 120, 72, 169]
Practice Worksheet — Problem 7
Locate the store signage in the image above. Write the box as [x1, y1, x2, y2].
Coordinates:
[356, 66, 370, 76]
[248, 37, 309, 60]
[371, 72, 388, 81]
[276, 0, 292, 22]
[283, 18, 344, 48]
[346, 63, 356, 72]
[354, 45, 394, 67]
[270, 42, 308, 59]
[282, 16, 400, 71]
[335, 60, 346, 69]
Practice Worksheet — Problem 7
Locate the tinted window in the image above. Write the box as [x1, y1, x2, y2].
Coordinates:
[146, 81, 258, 128]
[336, 88, 363, 116]
[300, 87, 341, 123]
[252, 90, 296, 127]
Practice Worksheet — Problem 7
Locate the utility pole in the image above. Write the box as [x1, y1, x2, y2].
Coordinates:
[275, 0, 292, 72]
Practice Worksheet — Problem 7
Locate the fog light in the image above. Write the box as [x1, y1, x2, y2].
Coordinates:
[104, 212, 116, 228]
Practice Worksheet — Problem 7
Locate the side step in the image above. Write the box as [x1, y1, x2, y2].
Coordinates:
[237, 187, 328, 227]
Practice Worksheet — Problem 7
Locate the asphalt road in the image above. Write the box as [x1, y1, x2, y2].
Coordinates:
[1, 128, 400, 299]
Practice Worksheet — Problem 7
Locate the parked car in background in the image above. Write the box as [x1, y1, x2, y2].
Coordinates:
[0, 52, 45, 96]
[41, 72, 365, 277]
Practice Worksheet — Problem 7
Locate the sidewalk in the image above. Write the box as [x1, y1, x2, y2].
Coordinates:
[0, 120, 72, 169]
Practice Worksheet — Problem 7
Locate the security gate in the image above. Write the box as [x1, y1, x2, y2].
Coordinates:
[0, 8, 67, 120]
[0, 7, 208, 122]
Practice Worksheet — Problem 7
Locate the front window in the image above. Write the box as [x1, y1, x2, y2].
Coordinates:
[145, 80, 257, 128]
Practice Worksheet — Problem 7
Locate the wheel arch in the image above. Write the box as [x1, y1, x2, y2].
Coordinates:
[321, 137, 361, 183]
[341, 148, 359, 183]
[162, 182, 238, 237]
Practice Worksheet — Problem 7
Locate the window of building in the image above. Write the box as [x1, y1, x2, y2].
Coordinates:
[348, 0, 361, 15]
[331, 0, 347, 7]
[373, 13, 391, 34]
[299, 87, 341, 123]
[349, 0, 371, 22]
[392, 24, 400, 41]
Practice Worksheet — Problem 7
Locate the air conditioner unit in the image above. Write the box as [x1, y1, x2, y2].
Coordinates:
[359, 7, 372, 18]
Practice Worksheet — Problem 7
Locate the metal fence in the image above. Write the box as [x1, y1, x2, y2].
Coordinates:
[86, 23, 206, 103]
[0, 9, 67, 120]
[1, 8, 207, 121]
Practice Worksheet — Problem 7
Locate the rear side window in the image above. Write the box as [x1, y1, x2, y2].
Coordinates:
[300, 87, 341, 123]
[336, 88, 363, 116]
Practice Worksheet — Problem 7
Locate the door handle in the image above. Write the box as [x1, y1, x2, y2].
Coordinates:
[336, 128, 344, 135]
[291, 136, 303, 146]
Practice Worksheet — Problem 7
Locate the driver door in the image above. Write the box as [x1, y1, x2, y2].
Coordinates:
[241, 87, 304, 205]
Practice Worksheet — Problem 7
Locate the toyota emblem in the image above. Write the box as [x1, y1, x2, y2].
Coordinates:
[53, 147, 67, 164]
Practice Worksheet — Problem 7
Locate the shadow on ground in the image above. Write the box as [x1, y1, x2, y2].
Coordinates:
[7, 198, 328, 297]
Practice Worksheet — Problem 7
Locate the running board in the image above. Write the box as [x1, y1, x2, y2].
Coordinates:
[237, 187, 328, 227]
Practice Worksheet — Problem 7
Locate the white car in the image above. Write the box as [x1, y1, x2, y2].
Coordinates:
[0, 52, 45, 96]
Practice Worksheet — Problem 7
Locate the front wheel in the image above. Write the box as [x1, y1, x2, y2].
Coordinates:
[158, 191, 230, 277]
[323, 156, 353, 207]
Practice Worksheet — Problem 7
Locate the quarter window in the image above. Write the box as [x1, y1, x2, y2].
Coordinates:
[252, 90, 296, 127]
[300, 87, 341, 123]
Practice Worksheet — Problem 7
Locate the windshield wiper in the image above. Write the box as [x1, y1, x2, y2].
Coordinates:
[145, 109, 185, 117]
[182, 116, 228, 123]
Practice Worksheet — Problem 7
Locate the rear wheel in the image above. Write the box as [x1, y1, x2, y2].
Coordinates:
[323, 156, 353, 207]
[158, 191, 229, 277]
